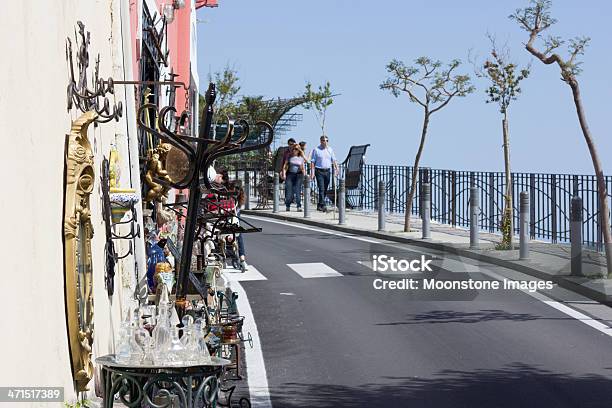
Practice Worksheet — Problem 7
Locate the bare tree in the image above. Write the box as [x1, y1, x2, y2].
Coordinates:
[381, 57, 475, 232]
[303, 81, 335, 137]
[475, 35, 530, 249]
[510, 0, 612, 276]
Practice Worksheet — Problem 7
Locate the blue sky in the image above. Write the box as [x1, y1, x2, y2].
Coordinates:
[196, 1, 611, 174]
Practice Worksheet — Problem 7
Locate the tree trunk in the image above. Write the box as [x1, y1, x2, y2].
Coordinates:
[404, 112, 430, 232]
[501, 114, 513, 247]
[569, 80, 612, 277]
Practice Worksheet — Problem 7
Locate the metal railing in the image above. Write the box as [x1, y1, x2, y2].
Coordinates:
[228, 163, 611, 250]
[357, 165, 612, 250]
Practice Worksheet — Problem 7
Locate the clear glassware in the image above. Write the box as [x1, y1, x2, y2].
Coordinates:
[180, 315, 194, 346]
[167, 326, 186, 365]
[182, 320, 203, 363]
[197, 324, 211, 360]
[134, 323, 151, 365]
[140, 330, 154, 365]
[115, 320, 132, 364]
[128, 321, 144, 365]
[152, 304, 171, 365]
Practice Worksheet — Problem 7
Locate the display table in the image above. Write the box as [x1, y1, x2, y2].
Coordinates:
[96, 355, 230, 408]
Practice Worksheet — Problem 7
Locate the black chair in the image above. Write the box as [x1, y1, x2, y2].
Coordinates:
[325, 144, 370, 208]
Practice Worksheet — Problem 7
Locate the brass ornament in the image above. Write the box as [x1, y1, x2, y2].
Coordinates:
[144, 143, 173, 203]
[63, 111, 98, 392]
[165, 145, 190, 185]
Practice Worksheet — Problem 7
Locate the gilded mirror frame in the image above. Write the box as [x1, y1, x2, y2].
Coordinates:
[63, 111, 98, 392]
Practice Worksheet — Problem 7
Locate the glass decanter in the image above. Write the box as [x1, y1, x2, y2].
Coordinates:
[167, 325, 186, 365]
[115, 317, 132, 364]
[196, 322, 211, 361]
[152, 303, 171, 365]
[180, 315, 194, 346]
[134, 319, 152, 365]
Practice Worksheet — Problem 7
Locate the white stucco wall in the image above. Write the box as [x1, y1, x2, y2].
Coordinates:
[0, 1, 145, 405]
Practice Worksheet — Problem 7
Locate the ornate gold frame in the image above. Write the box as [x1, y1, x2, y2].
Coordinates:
[63, 111, 98, 392]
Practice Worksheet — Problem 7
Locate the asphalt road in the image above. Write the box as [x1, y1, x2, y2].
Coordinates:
[238, 216, 612, 408]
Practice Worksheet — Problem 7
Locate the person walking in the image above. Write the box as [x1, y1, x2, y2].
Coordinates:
[310, 135, 338, 212]
[281, 145, 306, 211]
[298, 141, 310, 177]
[280, 138, 297, 205]
[281, 138, 296, 171]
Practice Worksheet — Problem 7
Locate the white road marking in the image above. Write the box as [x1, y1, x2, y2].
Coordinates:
[244, 215, 381, 244]
[480, 268, 612, 338]
[227, 280, 273, 408]
[279, 292, 295, 296]
[287, 262, 343, 278]
[223, 265, 267, 282]
[245, 214, 612, 338]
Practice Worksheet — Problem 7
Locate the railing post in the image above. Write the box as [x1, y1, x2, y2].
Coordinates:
[389, 166, 395, 213]
[470, 186, 479, 249]
[551, 174, 558, 243]
[488, 173, 495, 233]
[570, 193, 583, 276]
[244, 173, 251, 210]
[338, 178, 346, 225]
[441, 171, 448, 224]
[421, 183, 431, 239]
[303, 176, 311, 219]
[451, 171, 457, 227]
[378, 180, 386, 231]
[519, 191, 530, 260]
[374, 165, 379, 211]
[529, 173, 536, 239]
[273, 172, 279, 213]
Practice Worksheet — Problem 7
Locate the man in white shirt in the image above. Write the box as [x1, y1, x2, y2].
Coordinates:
[310, 135, 338, 212]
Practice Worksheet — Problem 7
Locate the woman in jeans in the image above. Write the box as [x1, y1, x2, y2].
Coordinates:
[281, 146, 306, 211]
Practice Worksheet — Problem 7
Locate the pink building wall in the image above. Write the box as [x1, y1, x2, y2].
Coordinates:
[127, 0, 218, 110]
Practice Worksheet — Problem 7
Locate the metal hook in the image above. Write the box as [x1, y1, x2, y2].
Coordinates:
[114, 240, 134, 260]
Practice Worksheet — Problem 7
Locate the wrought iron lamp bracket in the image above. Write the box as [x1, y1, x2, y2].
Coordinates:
[66, 22, 123, 124]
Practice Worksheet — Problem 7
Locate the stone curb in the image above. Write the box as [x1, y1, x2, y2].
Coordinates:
[243, 210, 612, 306]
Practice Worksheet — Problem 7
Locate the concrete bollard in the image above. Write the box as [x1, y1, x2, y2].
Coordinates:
[378, 180, 386, 231]
[421, 183, 431, 239]
[338, 178, 346, 225]
[303, 176, 311, 219]
[469, 186, 479, 249]
[273, 172, 279, 213]
[244, 173, 251, 210]
[570, 194, 583, 276]
[519, 191, 530, 260]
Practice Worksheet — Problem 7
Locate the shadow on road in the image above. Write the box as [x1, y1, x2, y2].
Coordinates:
[375, 309, 543, 325]
[270, 363, 612, 407]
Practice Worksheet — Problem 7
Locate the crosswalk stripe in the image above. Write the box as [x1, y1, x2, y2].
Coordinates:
[287, 262, 343, 278]
[223, 265, 267, 282]
[357, 260, 420, 275]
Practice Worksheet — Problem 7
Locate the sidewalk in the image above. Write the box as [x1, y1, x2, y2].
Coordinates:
[242, 206, 612, 304]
